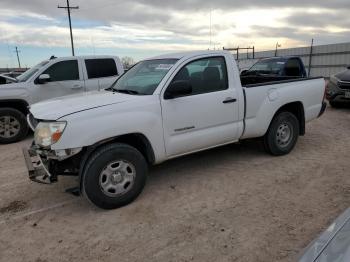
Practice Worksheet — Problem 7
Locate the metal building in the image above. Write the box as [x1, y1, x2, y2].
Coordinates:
[232, 42, 350, 78]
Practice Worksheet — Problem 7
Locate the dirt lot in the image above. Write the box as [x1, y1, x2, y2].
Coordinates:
[0, 105, 350, 262]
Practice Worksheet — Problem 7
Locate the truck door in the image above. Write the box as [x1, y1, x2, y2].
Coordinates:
[32, 59, 85, 103]
[83, 58, 120, 91]
[161, 56, 241, 157]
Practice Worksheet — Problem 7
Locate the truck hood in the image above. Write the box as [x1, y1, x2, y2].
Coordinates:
[30, 90, 136, 120]
[335, 69, 350, 82]
[0, 74, 18, 83]
[0, 81, 26, 89]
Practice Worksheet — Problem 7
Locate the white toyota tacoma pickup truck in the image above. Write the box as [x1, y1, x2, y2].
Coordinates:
[0, 55, 123, 144]
[23, 51, 327, 209]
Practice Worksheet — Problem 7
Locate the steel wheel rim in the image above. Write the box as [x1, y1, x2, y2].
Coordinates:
[99, 160, 136, 197]
[0, 116, 21, 138]
[276, 122, 293, 148]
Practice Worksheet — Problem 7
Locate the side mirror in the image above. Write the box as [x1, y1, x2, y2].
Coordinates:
[164, 80, 192, 99]
[37, 74, 51, 84]
[347, 65, 350, 70]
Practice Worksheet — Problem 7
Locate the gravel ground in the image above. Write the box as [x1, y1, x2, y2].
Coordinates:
[0, 105, 350, 262]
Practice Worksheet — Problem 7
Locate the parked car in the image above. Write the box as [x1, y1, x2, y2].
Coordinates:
[23, 50, 326, 209]
[0, 55, 124, 144]
[298, 208, 350, 262]
[240, 56, 307, 85]
[326, 66, 350, 107]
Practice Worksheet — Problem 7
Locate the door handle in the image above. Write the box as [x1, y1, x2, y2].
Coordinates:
[71, 84, 83, 89]
[222, 98, 237, 104]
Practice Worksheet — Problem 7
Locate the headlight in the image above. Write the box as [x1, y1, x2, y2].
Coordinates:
[34, 121, 66, 147]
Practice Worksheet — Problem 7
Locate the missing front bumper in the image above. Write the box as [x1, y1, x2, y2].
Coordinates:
[22, 147, 57, 184]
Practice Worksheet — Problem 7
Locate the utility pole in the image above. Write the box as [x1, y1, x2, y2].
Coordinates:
[223, 46, 255, 60]
[58, 0, 79, 56]
[308, 38, 314, 77]
[14, 46, 21, 68]
[275, 42, 281, 57]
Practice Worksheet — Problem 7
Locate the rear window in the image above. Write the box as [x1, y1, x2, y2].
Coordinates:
[85, 59, 118, 79]
[249, 58, 286, 74]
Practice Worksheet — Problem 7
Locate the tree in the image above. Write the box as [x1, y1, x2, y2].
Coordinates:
[121, 56, 135, 69]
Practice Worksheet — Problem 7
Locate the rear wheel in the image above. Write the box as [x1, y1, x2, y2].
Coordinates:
[264, 112, 299, 156]
[0, 108, 28, 144]
[82, 143, 148, 209]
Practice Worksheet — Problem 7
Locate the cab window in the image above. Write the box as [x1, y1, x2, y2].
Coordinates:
[85, 59, 118, 79]
[42, 60, 79, 82]
[170, 56, 228, 96]
[284, 59, 302, 76]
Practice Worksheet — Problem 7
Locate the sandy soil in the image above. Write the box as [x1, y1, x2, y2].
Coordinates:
[0, 105, 350, 262]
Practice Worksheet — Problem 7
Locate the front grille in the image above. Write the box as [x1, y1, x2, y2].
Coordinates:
[338, 81, 350, 90]
[27, 113, 38, 131]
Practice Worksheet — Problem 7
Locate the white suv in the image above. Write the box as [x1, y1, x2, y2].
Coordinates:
[0, 55, 124, 144]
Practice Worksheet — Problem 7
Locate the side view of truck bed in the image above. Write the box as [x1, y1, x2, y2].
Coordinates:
[242, 77, 325, 139]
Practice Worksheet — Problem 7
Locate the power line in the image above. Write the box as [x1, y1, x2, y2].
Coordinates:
[58, 0, 79, 56]
[14, 47, 21, 68]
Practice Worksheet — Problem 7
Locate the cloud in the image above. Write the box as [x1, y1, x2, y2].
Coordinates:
[0, 0, 349, 65]
[286, 11, 350, 29]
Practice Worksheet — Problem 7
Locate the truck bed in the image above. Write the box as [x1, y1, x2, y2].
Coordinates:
[243, 76, 324, 88]
[241, 77, 325, 139]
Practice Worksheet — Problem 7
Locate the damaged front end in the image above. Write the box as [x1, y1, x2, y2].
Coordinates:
[22, 144, 82, 184]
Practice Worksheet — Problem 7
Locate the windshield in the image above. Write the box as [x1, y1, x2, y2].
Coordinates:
[16, 60, 50, 82]
[111, 59, 178, 95]
[249, 59, 286, 74]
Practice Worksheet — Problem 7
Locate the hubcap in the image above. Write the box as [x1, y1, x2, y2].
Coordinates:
[276, 122, 292, 148]
[99, 160, 136, 197]
[0, 116, 21, 139]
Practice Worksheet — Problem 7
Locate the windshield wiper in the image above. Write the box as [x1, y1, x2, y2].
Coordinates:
[114, 89, 140, 95]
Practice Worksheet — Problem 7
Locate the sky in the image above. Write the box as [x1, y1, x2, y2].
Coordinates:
[0, 0, 349, 67]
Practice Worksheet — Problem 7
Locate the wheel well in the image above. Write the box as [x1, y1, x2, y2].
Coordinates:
[0, 100, 29, 115]
[82, 133, 155, 167]
[275, 102, 305, 135]
[78, 133, 155, 189]
[111, 134, 155, 164]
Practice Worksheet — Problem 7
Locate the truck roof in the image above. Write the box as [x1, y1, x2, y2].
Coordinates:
[50, 55, 120, 61]
[258, 56, 301, 61]
[148, 50, 231, 60]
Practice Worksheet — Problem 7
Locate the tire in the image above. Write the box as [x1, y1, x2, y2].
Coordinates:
[82, 143, 148, 209]
[263, 112, 299, 156]
[0, 108, 28, 144]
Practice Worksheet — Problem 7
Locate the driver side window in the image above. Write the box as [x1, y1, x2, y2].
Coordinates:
[170, 56, 228, 96]
[43, 60, 79, 82]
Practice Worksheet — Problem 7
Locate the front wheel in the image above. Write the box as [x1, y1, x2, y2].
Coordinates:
[0, 108, 28, 144]
[263, 112, 299, 156]
[82, 143, 148, 209]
